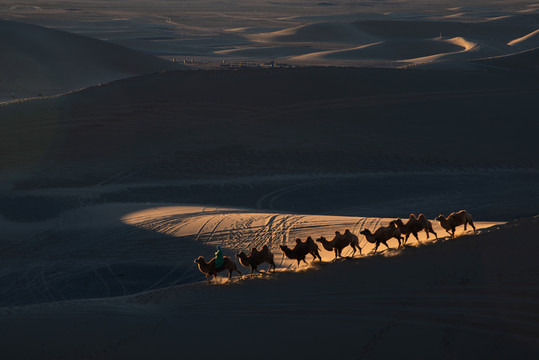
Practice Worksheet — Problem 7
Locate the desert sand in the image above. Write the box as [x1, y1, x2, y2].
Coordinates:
[1, 1, 538, 359]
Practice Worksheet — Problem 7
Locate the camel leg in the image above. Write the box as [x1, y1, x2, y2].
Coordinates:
[404, 233, 410, 244]
[451, 227, 455, 238]
[373, 242, 380, 253]
[412, 232, 420, 243]
[350, 246, 356, 258]
[470, 220, 476, 234]
[383, 241, 390, 250]
[206, 275, 211, 284]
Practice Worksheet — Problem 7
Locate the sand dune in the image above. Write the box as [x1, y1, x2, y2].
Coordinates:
[289, 38, 470, 63]
[3, 67, 538, 189]
[243, 16, 539, 66]
[248, 21, 377, 44]
[0, 201, 502, 307]
[0, 20, 182, 102]
[215, 45, 316, 58]
[1, 211, 536, 359]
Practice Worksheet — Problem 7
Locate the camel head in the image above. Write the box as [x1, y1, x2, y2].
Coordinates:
[360, 229, 372, 236]
[194, 256, 205, 265]
[315, 236, 326, 243]
[436, 214, 445, 221]
[280, 244, 295, 259]
[236, 251, 247, 259]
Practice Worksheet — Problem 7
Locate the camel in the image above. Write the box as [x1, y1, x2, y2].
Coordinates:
[390, 214, 437, 244]
[236, 245, 276, 276]
[194, 256, 241, 284]
[303, 236, 322, 262]
[360, 223, 403, 253]
[436, 210, 476, 238]
[316, 229, 361, 260]
[279, 237, 321, 266]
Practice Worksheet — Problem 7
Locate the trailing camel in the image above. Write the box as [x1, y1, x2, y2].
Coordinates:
[360, 223, 403, 253]
[279, 237, 321, 266]
[194, 256, 241, 284]
[390, 214, 437, 244]
[236, 245, 276, 276]
[316, 229, 361, 260]
[436, 210, 476, 238]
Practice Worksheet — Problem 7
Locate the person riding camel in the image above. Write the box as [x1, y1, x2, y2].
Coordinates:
[215, 246, 224, 269]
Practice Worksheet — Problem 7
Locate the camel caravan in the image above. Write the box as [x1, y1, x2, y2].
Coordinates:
[195, 210, 476, 283]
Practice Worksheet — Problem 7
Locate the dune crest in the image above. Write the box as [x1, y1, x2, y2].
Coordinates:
[507, 29, 539, 46]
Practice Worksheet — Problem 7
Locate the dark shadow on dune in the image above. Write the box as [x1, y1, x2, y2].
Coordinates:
[0, 206, 224, 307]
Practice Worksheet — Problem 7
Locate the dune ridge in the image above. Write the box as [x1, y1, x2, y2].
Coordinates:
[507, 28, 539, 46]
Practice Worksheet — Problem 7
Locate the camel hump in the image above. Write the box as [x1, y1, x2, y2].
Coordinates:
[409, 213, 417, 220]
[260, 245, 270, 256]
[418, 213, 427, 221]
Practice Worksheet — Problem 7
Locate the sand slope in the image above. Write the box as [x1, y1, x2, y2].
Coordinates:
[0, 20, 182, 101]
[2, 67, 538, 188]
[1, 214, 537, 359]
[0, 202, 500, 307]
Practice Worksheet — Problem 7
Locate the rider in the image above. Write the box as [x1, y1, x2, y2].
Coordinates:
[215, 246, 224, 269]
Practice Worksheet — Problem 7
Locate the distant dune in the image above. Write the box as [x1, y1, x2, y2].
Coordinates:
[245, 15, 539, 67]
[290, 38, 469, 63]
[0, 20, 182, 101]
[249, 21, 377, 43]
